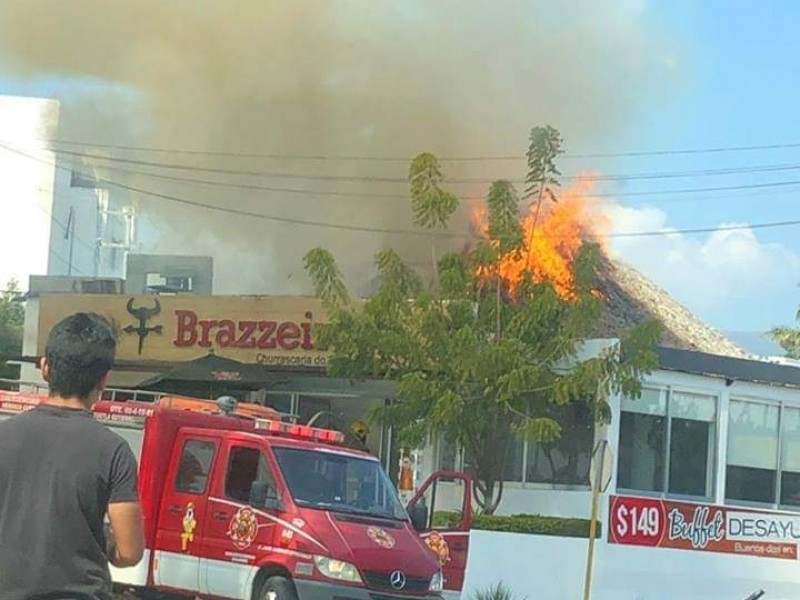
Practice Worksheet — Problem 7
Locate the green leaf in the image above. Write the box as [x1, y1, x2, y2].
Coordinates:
[409, 153, 459, 229]
[525, 125, 564, 198]
[302, 248, 349, 308]
[0, 279, 24, 379]
[770, 307, 800, 359]
[375, 248, 422, 299]
[513, 417, 562, 443]
[486, 180, 523, 254]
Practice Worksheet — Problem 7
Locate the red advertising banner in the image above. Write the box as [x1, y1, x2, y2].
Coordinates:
[609, 495, 800, 560]
[0, 391, 45, 414]
[0, 391, 154, 426]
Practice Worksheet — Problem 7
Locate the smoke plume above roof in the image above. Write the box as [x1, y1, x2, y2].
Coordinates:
[0, 0, 679, 295]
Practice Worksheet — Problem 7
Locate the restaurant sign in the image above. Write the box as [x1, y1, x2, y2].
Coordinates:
[36, 294, 329, 367]
[609, 495, 800, 560]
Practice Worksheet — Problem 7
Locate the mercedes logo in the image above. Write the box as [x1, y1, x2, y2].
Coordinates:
[389, 570, 407, 590]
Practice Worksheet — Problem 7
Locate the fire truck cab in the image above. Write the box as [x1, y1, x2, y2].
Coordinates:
[0, 390, 472, 600]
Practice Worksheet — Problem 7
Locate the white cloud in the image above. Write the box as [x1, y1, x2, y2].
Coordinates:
[601, 201, 800, 330]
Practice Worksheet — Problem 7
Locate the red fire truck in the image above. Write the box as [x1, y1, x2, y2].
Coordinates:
[0, 389, 473, 600]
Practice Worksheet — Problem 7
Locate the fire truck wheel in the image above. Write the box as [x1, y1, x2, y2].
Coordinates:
[259, 575, 298, 600]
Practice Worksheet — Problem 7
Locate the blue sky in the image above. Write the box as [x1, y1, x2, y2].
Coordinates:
[1, 1, 798, 337]
[581, 1, 800, 334]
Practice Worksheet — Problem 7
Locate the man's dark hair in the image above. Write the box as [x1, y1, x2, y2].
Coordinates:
[45, 312, 117, 400]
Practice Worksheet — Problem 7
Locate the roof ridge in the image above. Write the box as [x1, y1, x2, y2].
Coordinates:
[597, 255, 750, 359]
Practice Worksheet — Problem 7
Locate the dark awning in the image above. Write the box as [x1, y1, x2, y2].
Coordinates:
[654, 346, 800, 389]
[135, 353, 314, 388]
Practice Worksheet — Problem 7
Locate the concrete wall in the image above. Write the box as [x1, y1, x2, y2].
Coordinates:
[48, 164, 135, 279]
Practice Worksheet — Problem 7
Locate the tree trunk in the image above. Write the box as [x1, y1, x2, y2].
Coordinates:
[467, 418, 512, 515]
[472, 477, 505, 515]
[429, 235, 439, 291]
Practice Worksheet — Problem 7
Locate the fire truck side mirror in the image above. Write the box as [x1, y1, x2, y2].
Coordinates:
[408, 504, 429, 532]
[250, 480, 281, 511]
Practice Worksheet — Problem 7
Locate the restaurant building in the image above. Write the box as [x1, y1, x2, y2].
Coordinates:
[15, 271, 800, 521]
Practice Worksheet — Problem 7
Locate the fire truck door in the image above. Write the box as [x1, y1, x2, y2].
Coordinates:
[201, 440, 280, 599]
[407, 472, 473, 596]
[153, 434, 218, 594]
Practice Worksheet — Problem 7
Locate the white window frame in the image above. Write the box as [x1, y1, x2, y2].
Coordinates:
[433, 418, 596, 491]
[617, 384, 720, 503]
[724, 395, 800, 512]
[724, 396, 781, 509]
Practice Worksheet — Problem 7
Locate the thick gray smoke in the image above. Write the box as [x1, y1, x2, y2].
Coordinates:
[0, 0, 678, 295]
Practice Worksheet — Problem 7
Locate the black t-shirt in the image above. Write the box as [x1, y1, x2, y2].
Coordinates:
[0, 405, 140, 600]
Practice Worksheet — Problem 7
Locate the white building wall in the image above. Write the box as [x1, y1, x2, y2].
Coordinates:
[48, 165, 132, 280]
[0, 95, 60, 288]
[419, 365, 800, 518]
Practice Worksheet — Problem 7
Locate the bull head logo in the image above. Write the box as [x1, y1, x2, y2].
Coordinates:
[123, 298, 163, 355]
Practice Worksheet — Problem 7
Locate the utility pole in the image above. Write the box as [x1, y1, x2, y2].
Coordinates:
[65, 206, 76, 276]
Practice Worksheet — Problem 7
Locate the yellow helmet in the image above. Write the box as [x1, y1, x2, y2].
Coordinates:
[351, 419, 369, 438]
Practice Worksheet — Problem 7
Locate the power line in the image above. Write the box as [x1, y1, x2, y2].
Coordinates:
[0, 143, 469, 239]
[13, 136, 800, 161]
[4, 142, 800, 240]
[609, 219, 800, 238]
[48, 146, 800, 185]
[96, 177, 800, 239]
[69, 159, 800, 202]
[73, 162, 408, 199]
[40, 138, 800, 203]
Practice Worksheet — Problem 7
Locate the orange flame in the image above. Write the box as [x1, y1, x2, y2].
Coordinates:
[472, 176, 608, 301]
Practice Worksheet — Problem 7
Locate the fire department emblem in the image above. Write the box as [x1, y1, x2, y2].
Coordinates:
[367, 526, 395, 549]
[228, 507, 259, 549]
[181, 503, 197, 552]
[424, 531, 451, 565]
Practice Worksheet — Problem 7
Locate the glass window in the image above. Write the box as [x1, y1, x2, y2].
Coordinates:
[780, 407, 800, 507]
[175, 439, 215, 494]
[414, 476, 467, 530]
[504, 435, 524, 482]
[526, 403, 593, 485]
[225, 446, 277, 505]
[263, 392, 293, 415]
[726, 400, 778, 504]
[668, 391, 717, 497]
[617, 388, 717, 498]
[617, 388, 667, 492]
[297, 395, 331, 424]
[273, 447, 407, 520]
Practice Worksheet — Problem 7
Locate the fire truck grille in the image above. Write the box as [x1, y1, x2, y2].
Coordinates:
[363, 572, 431, 594]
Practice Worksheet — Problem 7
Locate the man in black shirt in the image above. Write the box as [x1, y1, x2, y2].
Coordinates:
[0, 312, 145, 600]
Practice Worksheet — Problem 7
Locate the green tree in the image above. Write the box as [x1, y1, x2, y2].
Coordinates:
[525, 125, 563, 249]
[409, 152, 459, 290]
[770, 307, 800, 358]
[304, 127, 661, 514]
[0, 279, 25, 380]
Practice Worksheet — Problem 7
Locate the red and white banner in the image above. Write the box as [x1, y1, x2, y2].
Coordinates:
[0, 391, 155, 426]
[609, 495, 800, 560]
[0, 391, 45, 414]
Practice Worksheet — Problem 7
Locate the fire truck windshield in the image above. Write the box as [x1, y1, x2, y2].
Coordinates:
[273, 447, 407, 521]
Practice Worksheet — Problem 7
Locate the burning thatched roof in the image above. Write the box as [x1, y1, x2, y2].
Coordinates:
[594, 256, 749, 359]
